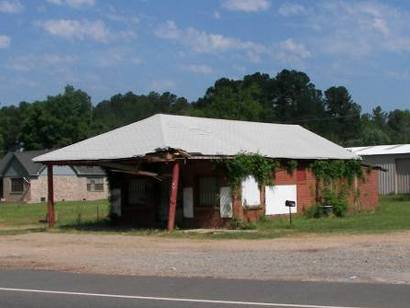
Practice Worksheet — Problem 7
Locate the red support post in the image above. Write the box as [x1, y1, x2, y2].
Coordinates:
[167, 161, 180, 231]
[47, 164, 55, 227]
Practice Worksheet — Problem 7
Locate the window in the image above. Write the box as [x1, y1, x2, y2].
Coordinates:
[128, 179, 153, 206]
[198, 176, 219, 207]
[11, 178, 24, 193]
[87, 177, 104, 192]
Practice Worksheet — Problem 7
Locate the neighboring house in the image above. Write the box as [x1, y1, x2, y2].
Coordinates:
[0, 150, 108, 203]
[34, 114, 379, 229]
[348, 144, 410, 195]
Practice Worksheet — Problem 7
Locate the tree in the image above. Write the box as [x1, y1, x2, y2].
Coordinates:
[323, 86, 361, 145]
[193, 77, 264, 121]
[269, 70, 325, 132]
[386, 109, 410, 143]
[20, 85, 93, 150]
[91, 91, 191, 134]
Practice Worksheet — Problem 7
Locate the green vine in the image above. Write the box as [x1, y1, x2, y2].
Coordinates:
[216, 152, 278, 190]
[309, 159, 365, 217]
[283, 159, 298, 175]
[310, 159, 363, 185]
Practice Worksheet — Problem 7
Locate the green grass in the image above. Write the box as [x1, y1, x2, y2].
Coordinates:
[169, 194, 410, 239]
[0, 195, 409, 239]
[0, 200, 109, 234]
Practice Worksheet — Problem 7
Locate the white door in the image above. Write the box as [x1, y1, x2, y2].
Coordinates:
[265, 185, 297, 215]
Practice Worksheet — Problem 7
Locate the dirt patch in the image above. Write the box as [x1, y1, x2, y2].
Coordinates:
[0, 231, 409, 284]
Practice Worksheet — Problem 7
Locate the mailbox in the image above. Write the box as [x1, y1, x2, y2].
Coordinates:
[285, 200, 296, 207]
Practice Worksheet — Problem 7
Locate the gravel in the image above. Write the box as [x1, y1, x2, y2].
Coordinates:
[0, 232, 409, 284]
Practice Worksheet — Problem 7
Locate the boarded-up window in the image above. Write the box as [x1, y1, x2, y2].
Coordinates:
[11, 178, 24, 193]
[183, 187, 194, 218]
[87, 177, 104, 192]
[128, 179, 153, 206]
[241, 176, 260, 208]
[219, 186, 233, 218]
[198, 176, 219, 207]
[265, 185, 297, 215]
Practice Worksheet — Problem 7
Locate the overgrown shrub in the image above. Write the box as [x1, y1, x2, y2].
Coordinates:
[323, 189, 348, 217]
[305, 189, 348, 218]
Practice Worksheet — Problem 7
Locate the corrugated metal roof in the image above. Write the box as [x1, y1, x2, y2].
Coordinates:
[347, 144, 410, 156]
[34, 114, 358, 163]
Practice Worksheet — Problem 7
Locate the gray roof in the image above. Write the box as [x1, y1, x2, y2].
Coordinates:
[347, 144, 410, 156]
[72, 166, 106, 176]
[0, 152, 13, 176]
[34, 114, 358, 163]
[0, 150, 105, 176]
[0, 150, 49, 176]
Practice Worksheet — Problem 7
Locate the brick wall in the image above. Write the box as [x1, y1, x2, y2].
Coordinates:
[180, 160, 379, 226]
[2, 177, 31, 202]
[113, 159, 379, 228]
[2, 175, 108, 203]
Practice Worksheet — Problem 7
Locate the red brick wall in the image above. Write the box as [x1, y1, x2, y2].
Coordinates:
[351, 169, 379, 212]
[116, 160, 379, 228]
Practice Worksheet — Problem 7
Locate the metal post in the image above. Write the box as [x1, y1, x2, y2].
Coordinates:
[47, 164, 55, 227]
[289, 205, 292, 225]
[167, 161, 180, 231]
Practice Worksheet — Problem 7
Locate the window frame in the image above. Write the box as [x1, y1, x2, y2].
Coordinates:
[195, 175, 220, 208]
[10, 177, 25, 194]
[86, 177, 105, 192]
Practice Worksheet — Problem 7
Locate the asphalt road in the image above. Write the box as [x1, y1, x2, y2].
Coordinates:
[0, 269, 408, 308]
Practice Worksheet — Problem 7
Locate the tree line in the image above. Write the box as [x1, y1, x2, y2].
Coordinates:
[0, 69, 409, 156]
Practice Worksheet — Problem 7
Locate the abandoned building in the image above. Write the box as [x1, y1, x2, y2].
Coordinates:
[33, 114, 379, 229]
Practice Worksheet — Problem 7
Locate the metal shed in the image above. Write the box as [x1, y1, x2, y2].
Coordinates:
[348, 144, 410, 195]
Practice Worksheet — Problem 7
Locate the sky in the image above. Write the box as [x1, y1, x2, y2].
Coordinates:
[0, 0, 410, 112]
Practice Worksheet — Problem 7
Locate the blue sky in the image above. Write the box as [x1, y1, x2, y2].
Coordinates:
[0, 0, 410, 112]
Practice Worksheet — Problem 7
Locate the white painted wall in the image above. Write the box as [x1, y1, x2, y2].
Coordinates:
[265, 185, 297, 215]
[241, 176, 260, 208]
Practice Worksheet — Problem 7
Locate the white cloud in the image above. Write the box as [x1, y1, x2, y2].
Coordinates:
[213, 11, 221, 19]
[278, 0, 410, 60]
[94, 48, 141, 67]
[0, 0, 23, 13]
[222, 0, 270, 12]
[46, 0, 95, 9]
[276, 38, 311, 65]
[0, 35, 10, 48]
[155, 20, 266, 61]
[150, 80, 176, 92]
[278, 3, 306, 17]
[37, 19, 110, 43]
[183, 64, 214, 75]
[104, 4, 139, 25]
[7, 54, 76, 71]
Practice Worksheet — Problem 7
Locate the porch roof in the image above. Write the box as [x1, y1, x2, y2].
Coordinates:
[33, 114, 358, 164]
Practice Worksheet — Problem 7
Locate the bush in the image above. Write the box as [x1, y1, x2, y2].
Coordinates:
[305, 189, 349, 218]
[323, 189, 348, 217]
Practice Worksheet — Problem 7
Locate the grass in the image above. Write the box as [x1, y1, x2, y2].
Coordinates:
[0, 200, 109, 235]
[170, 194, 410, 239]
[0, 195, 409, 239]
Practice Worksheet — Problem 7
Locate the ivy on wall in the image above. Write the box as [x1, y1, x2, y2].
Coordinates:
[215, 152, 299, 191]
[216, 153, 277, 190]
[308, 159, 365, 217]
[310, 159, 363, 185]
